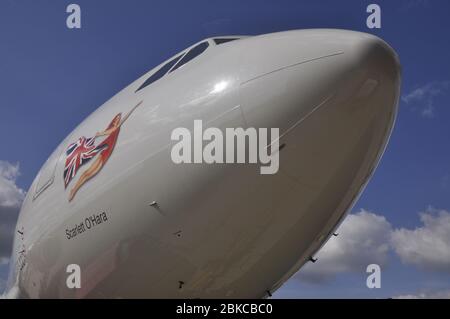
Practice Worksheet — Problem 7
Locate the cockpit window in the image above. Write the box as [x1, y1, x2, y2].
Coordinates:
[136, 54, 183, 92]
[214, 38, 238, 45]
[136, 41, 210, 92]
[169, 41, 209, 74]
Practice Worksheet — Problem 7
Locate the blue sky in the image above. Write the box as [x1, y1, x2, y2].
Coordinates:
[1, 0, 450, 298]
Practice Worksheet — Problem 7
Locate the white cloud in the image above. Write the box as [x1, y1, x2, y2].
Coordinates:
[297, 210, 392, 283]
[0, 161, 25, 207]
[391, 208, 450, 273]
[402, 81, 450, 118]
[296, 207, 450, 285]
[0, 161, 25, 263]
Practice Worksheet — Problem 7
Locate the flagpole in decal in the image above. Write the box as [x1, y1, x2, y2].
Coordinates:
[64, 101, 143, 202]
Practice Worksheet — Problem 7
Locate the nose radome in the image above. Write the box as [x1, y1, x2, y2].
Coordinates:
[273, 30, 401, 188]
[240, 31, 401, 265]
[238, 29, 399, 83]
[341, 31, 401, 88]
[239, 29, 401, 134]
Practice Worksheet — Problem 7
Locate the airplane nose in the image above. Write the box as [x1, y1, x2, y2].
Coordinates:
[237, 30, 400, 277]
[239, 30, 401, 134]
[272, 29, 401, 194]
[240, 29, 401, 179]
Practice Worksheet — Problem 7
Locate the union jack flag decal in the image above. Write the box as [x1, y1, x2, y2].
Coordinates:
[63, 136, 99, 188]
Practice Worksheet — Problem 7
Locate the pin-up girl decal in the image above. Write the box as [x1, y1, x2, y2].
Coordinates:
[65, 101, 143, 202]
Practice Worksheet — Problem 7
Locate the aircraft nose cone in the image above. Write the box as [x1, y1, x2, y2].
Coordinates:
[342, 31, 401, 106]
[273, 29, 401, 187]
[239, 29, 401, 136]
[237, 31, 400, 276]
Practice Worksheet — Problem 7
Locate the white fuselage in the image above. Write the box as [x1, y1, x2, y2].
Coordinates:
[5, 29, 401, 298]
